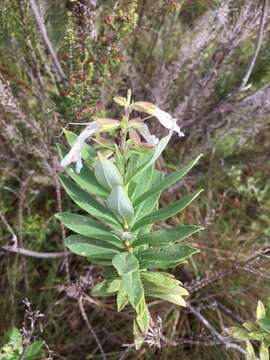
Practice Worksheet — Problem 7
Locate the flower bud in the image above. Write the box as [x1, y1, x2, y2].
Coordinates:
[113, 97, 127, 107]
[95, 118, 120, 132]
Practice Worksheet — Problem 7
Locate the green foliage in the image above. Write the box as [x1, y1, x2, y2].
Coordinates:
[0, 327, 43, 360]
[230, 299, 270, 359]
[56, 93, 203, 346]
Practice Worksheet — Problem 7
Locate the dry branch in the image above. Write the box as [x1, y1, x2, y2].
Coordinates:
[187, 304, 255, 359]
[29, 0, 66, 82]
[0, 245, 68, 259]
[188, 245, 270, 293]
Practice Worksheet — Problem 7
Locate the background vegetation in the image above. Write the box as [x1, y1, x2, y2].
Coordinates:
[0, 0, 269, 359]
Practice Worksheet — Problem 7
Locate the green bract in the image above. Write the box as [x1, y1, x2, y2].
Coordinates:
[57, 96, 204, 348]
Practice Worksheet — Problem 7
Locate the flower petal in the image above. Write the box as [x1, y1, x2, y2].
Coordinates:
[61, 122, 100, 173]
[132, 102, 184, 137]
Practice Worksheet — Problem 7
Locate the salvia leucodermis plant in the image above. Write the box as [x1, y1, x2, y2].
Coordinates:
[56, 90, 204, 348]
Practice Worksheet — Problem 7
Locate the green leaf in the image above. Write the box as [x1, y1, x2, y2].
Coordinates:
[145, 290, 186, 306]
[107, 186, 134, 225]
[133, 171, 163, 222]
[64, 129, 95, 160]
[55, 212, 123, 249]
[126, 152, 152, 194]
[249, 331, 267, 341]
[114, 145, 125, 176]
[92, 279, 121, 297]
[141, 271, 178, 287]
[57, 144, 108, 198]
[137, 244, 199, 269]
[127, 132, 172, 184]
[246, 340, 256, 360]
[229, 327, 250, 341]
[243, 322, 258, 332]
[25, 341, 44, 360]
[143, 273, 188, 306]
[64, 235, 120, 258]
[112, 253, 139, 275]
[136, 296, 150, 333]
[117, 287, 129, 311]
[59, 175, 122, 229]
[257, 301, 266, 320]
[122, 270, 144, 310]
[134, 224, 204, 247]
[132, 190, 203, 231]
[258, 318, 270, 334]
[128, 159, 155, 201]
[134, 154, 203, 207]
[94, 153, 123, 190]
[260, 341, 269, 360]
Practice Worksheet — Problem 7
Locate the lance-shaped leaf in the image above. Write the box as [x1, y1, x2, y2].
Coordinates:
[125, 152, 152, 192]
[55, 212, 124, 249]
[64, 235, 120, 258]
[59, 175, 122, 229]
[107, 186, 134, 225]
[58, 144, 108, 198]
[94, 153, 123, 190]
[136, 296, 150, 334]
[132, 190, 203, 231]
[137, 244, 199, 269]
[256, 301, 266, 320]
[145, 289, 186, 307]
[260, 342, 269, 360]
[127, 132, 172, 184]
[141, 271, 189, 306]
[122, 270, 144, 310]
[141, 271, 183, 289]
[133, 224, 204, 247]
[112, 253, 139, 275]
[229, 327, 250, 341]
[134, 154, 203, 207]
[133, 171, 163, 223]
[92, 278, 121, 297]
[64, 129, 96, 159]
[246, 340, 256, 360]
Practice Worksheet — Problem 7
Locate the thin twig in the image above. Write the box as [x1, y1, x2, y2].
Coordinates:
[188, 245, 270, 293]
[1, 245, 68, 258]
[233, 0, 267, 93]
[77, 296, 106, 360]
[0, 211, 18, 246]
[29, 0, 66, 82]
[187, 304, 255, 359]
[53, 156, 70, 281]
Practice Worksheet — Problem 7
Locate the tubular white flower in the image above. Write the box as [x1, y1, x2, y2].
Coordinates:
[152, 108, 185, 137]
[61, 122, 101, 173]
[132, 101, 184, 137]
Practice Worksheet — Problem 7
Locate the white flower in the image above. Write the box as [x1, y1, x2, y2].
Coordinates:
[132, 101, 185, 137]
[61, 122, 101, 173]
[153, 108, 185, 137]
